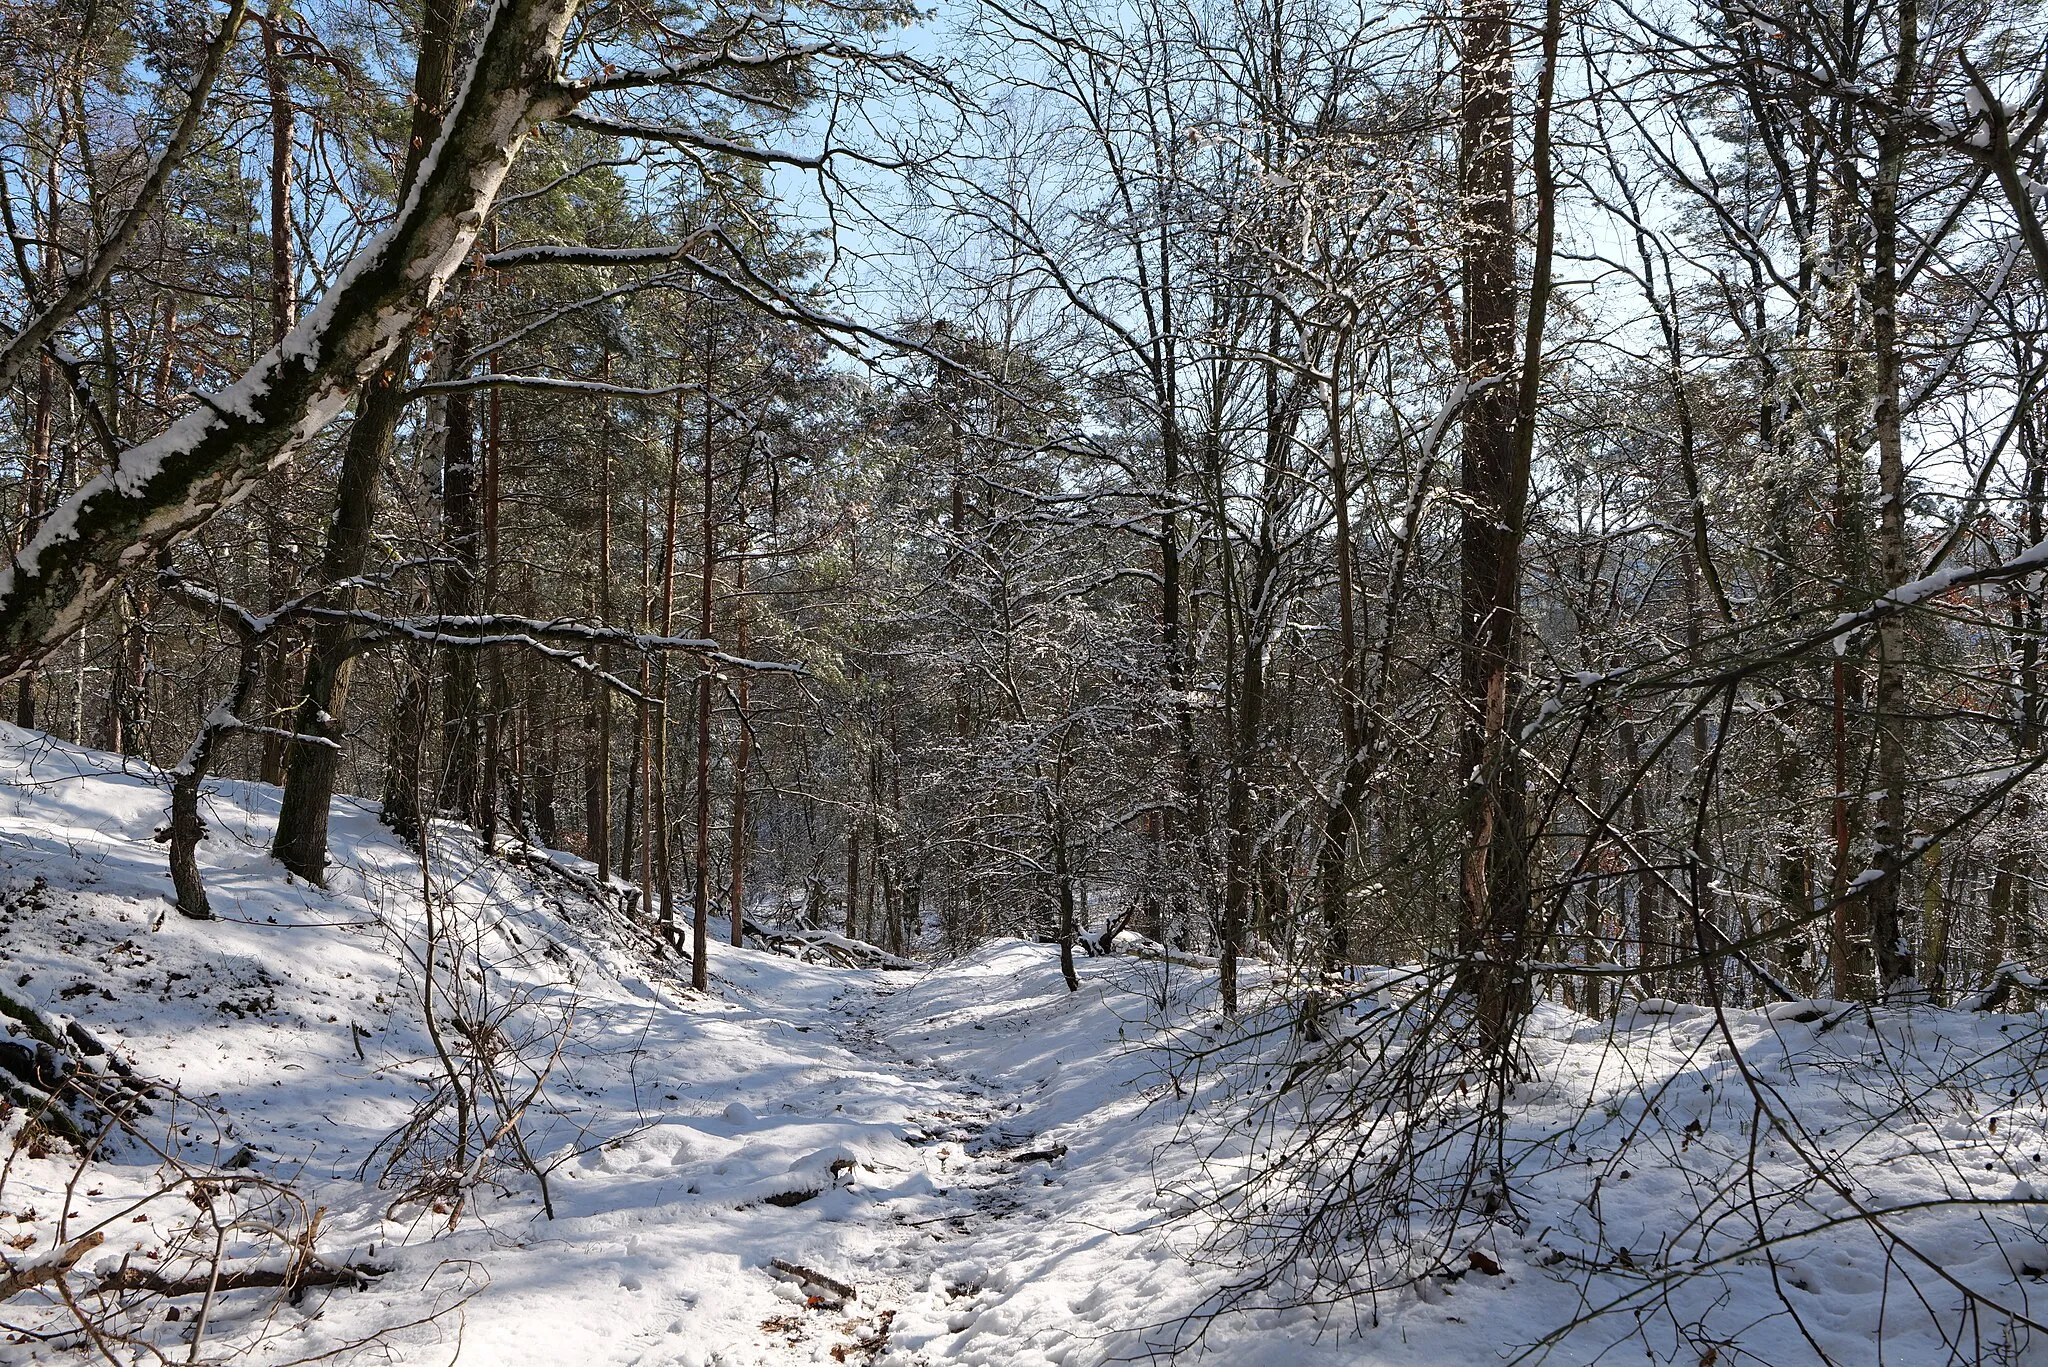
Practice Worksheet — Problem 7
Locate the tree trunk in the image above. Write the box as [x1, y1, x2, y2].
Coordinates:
[691, 345, 716, 989]
[1990, 422, 2048, 981]
[1452, 0, 1530, 1045]
[1218, 342, 1294, 1016]
[380, 644, 431, 845]
[1622, 717, 1661, 991]
[654, 383, 684, 940]
[1314, 335, 1366, 975]
[728, 553, 751, 948]
[255, 5, 298, 788]
[531, 675, 560, 848]
[1046, 784, 1080, 991]
[480, 369, 506, 848]
[1863, 0, 1919, 998]
[271, 0, 461, 881]
[1453, 0, 1559, 1050]
[170, 640, 266, 917]
[436, 362, 483, 822]
[592, 349, 616, 886]
[14, 348, 53, 729]
[1828, 655, 1867, 997]
[845, 817, 861, 940]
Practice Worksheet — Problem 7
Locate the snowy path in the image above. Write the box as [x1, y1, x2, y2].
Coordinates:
[0, 716, 1233, 1367]
[419, 956, 1068, 1367]
[687, 973, 1050, 1366]
[433, 938, 1211, 1367]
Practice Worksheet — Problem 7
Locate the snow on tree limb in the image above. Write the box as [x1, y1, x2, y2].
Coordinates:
[162, 572, 805, 682]
[555, 112, 910, 173]
[480, 242, 712, 269]
[407, 373, 708, 399]
[0, 0, 583, 683]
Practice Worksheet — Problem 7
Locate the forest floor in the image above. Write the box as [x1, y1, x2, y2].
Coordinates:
[0, 722, 1316, 1367]
[6, 723, 2048, 1366]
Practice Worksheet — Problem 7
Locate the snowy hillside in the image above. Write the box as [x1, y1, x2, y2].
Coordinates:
[4, 725, 2048, 1366]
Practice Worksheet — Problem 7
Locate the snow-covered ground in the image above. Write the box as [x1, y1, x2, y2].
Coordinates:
[5, 722, 2048, 1365]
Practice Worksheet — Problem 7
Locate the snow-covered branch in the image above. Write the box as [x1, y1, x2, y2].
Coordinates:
[553, 113, 909, 173]
[480, 242, 709, 270]
[406, 372, 706, 400]
[164, 574, 805, 680]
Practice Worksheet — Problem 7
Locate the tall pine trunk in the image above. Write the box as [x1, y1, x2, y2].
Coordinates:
[691, 342, 716, 988]
[272, 0, 458, 880]
[255, 2, 297, 788]
[1864, 0, 1919, 997]
[1453, 0, 1558, 1049]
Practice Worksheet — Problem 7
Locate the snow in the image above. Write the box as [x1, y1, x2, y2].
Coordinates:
[483, 244, 699, 268]
[6, 724, 2048, 1363]
[1823, 533, 2048, 654]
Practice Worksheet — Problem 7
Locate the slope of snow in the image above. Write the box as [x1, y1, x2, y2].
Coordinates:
[4, 723, 2048, 1365]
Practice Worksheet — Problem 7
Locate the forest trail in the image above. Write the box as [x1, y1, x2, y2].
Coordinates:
[755, 974, 1104, 1362]
[650, 969, 1054, 1367]
[656, 953, 1201, 1367]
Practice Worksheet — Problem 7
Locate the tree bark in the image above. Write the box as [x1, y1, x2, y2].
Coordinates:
[728, 549, 751, 948]
[531, 673, 560, 848]
[255, 1, 299, 787]
[439, 361, 484, 816]
[1863, 0, 1919, 998]
[845, 816, 861, 940]
[380, 644, 431, 844]
[271, 0, 465, 881]
[1453, 0, 1558, 1051]
[170, 641, 266, 916]
[654, 382, 685, 940]
[691, 344, 716, 989]
[480, 364, 507, 848]
[592, 348, 616, 885]
[1314, 332, 1365, 974]
[14, 350, 53, 728]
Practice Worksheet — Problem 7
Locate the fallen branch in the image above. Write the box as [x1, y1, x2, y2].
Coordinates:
[1959, 960, 2048, 1012]
[86, 1258, 384, 1299]
[768, 1257, 857, 1306]
[0, 1233, 104, 1302]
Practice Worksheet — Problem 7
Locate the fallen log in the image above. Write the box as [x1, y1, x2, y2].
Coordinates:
[0, 1232, 103, 1301]
[768, 1257, 856, 1307]
[87, 1258, 385, 1299]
